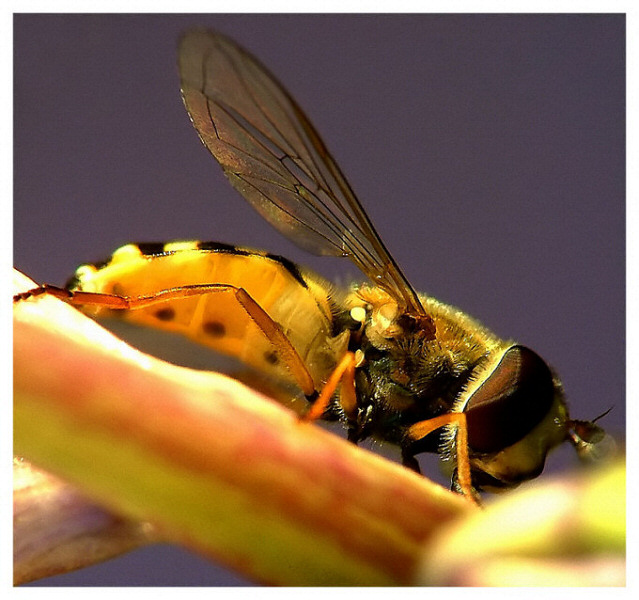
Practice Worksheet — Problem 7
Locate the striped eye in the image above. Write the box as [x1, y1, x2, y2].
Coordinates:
[464, 345, 555, 453]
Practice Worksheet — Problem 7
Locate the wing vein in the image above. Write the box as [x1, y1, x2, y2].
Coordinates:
[178, 30, 430, 319]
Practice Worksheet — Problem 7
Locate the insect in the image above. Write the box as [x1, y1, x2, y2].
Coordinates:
[14, 30, 606, 499]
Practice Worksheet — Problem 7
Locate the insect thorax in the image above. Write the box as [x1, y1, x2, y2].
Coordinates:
[341, 285, 505, 444]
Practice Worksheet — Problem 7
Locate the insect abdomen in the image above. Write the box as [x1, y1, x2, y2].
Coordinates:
[70, 241, 343, 386]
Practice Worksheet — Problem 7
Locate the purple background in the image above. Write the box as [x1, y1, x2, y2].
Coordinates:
[15, 14, 625, 585]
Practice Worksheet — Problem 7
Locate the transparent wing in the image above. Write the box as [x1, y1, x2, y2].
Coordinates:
[178, 29, 428, 317]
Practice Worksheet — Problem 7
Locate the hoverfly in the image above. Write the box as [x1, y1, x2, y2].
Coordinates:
[14, 30, 605, 499]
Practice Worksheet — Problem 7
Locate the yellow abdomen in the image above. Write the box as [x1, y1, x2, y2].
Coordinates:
[70, 241, 348, 387]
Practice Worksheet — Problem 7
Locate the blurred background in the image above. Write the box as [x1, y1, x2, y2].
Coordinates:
[14, 13, 625, 585]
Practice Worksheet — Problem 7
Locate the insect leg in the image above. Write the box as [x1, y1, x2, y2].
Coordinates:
[230, 286, 315, 396]
[15, 282, 316, 397]
[13, 283, 131, 307]
[302, 351, 357, 422]
[406, 413, 474, 501]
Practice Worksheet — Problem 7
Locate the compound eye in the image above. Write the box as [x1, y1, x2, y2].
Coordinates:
[465, 345, 555, 453]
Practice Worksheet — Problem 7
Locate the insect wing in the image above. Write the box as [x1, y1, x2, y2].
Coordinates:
[178, 30, 427, 317]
